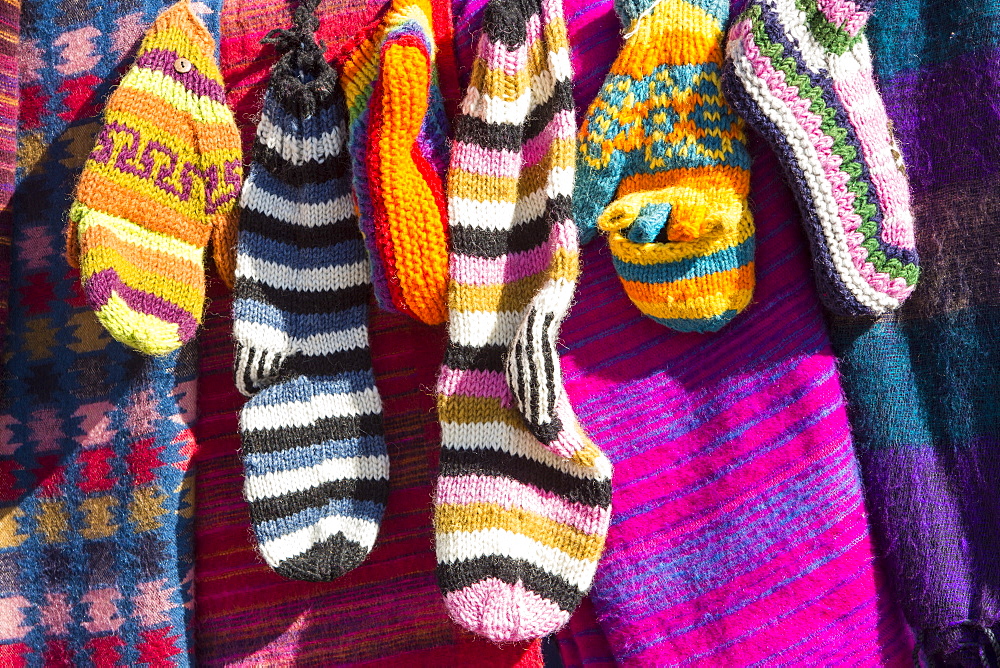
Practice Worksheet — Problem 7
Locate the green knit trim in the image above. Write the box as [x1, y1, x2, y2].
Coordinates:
[794, 0, 864, 56]
[746, 6, 919, 286]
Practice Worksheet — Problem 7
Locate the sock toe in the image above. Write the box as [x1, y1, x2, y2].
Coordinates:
[266, 530, 379, 582]
[444, 578, 571, 643]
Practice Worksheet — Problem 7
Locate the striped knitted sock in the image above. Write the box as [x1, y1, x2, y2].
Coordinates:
[338, 0, 451, 325]
[575, 0, 755, 333]
[233, 4, 388, 582]
[436, 0, 612, 643]
[66, 0, 242, 355]
[723, 0, 919, 315]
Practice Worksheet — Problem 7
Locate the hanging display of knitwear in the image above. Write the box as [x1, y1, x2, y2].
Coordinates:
[65, 0, 242, 356]
[13, 0, 1000, 662]
[435, 0, 612, 644]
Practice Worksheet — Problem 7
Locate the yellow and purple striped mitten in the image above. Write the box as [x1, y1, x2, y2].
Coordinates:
[67, 0, 242, 355]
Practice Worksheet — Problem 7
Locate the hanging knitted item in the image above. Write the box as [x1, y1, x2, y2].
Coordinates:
[436, 0, 612, 643]
[66, 0, 242, 355]
[338, 0, 450, 326]
[575, 0, 755, 333]
[232, 0, 389, 581]
[723, 0, 919, 315]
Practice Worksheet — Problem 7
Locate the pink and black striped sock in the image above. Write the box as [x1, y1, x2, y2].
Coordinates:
[434, 0, 613, 644]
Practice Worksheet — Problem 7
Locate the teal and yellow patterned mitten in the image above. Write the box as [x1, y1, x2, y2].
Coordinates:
[575, 0, 755, 333]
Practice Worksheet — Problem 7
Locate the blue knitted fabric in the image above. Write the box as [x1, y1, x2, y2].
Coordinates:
[0, 1, 223, 664]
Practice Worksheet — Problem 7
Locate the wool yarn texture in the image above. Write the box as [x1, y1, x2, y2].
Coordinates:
[0, 0, 17, 360]
[824, 0, 1000, 662]
[723, 0, 919, 316]
[575, 0, 755, 333]
[0, 0, 229, 662]
[64, 0, 242, 356]
[436, 0, 612, 643]
[338, 0, 451, 326]
[451, 0, 624, 120]
[195, 0, 540, 662]
[232, 5, 388, 583]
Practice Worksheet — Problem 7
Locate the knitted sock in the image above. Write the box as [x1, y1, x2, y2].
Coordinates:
[66, 0, 242, 355]
[436, 0, 612, 643]
[723, 0, 919, 315]
[232, 4, 388, 582]
[338, 0, 450, 326]
[575, 0, 755, 333]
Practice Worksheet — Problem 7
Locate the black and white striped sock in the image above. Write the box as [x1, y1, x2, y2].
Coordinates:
[232, 4, 388, 582]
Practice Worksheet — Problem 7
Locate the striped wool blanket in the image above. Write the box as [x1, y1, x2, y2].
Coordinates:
[828, 0, 1000, 664]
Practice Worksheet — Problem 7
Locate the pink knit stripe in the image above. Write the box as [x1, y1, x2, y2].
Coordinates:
[815, 0, 868, 37]
[444, 579, 571, 643]
[436, 474, 611, 534]
[553, 218, 580, 254]
[831, 68, 917, 250]
[451, 141, 523, 178]
[479, 13, 542, 74]
[437, 365, 510, 402]
[523, 109, 576, 169]
[738, 28, 913, 300]
[540, 0, 566, 26]
[451, 110, 573, 181]
[541, 396, 594, 461]
[450, 236, 555, 285]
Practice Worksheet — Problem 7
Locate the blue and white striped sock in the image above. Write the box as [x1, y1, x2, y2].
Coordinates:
[232, 11, 388, 582]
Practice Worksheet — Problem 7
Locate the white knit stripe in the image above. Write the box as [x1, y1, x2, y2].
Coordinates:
[440, 420, 613, 480]
[448, 310, 524, 348]
[449, 168, 572, 233]
[508, 276, 575, 433]
[236, 256, 369, 292]
[436, 528, 598, 591]
[460, 86, 533, 125]
[729, 42, 900, 312]
[241, 180, 356, 227]
[260, 515, 381, 565]
[255, 115, 346, 164]
[769, 0, 828, 73]
[449, 198, 518, 230]
[545, 165, 574, 198]
[546, 46, 573, 84]
[232, 322, 370, 358]
[240, 387, 383, 432]
[827, 36, 870, 80]
[244, 455, 391, 501]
